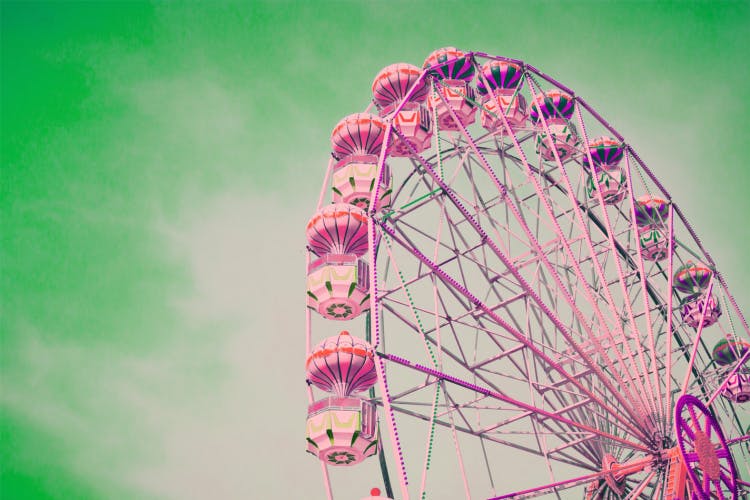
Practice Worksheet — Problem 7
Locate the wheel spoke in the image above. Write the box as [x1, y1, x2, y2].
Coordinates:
[720, 472, 734, 491]
[688, 404, 702, 433]
[382, 351, 648, 451]
[701, 469, 710, 492]
[712, 479, 726, 500]
[681, 421, 696, 441]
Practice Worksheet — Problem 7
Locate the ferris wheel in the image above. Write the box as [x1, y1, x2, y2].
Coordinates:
[302, 48, 750, 500]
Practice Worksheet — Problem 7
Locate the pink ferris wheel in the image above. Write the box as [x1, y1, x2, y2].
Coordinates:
[303, 48, 750, 499]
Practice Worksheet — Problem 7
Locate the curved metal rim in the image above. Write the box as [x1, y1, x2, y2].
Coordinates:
[675, 394, 738, 500]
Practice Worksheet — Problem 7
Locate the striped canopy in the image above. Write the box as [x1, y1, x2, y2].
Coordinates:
[372, 63, 428, 109]
[306, 331, 377, 397]
[476, 60, 523, 95]
[634, 195, 669, 227]
[306, 203, 369, 257]
[582, 136, 624, 169]
[423, 47, 475, 82]
[673, 261, 712, 294]
[530, 89, 575, 123]
[712, 338, 750, 366]
[331, 113, 387, 160]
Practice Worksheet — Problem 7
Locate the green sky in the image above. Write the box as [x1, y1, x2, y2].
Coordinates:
[2, 1, 749, 499]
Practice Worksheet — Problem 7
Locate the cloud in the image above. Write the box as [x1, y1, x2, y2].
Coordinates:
[3, 188, 324, 499]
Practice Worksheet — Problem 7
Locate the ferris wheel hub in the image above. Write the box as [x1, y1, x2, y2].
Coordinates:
[601, 454, 626, 494]
[693, 429, 721, 480]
